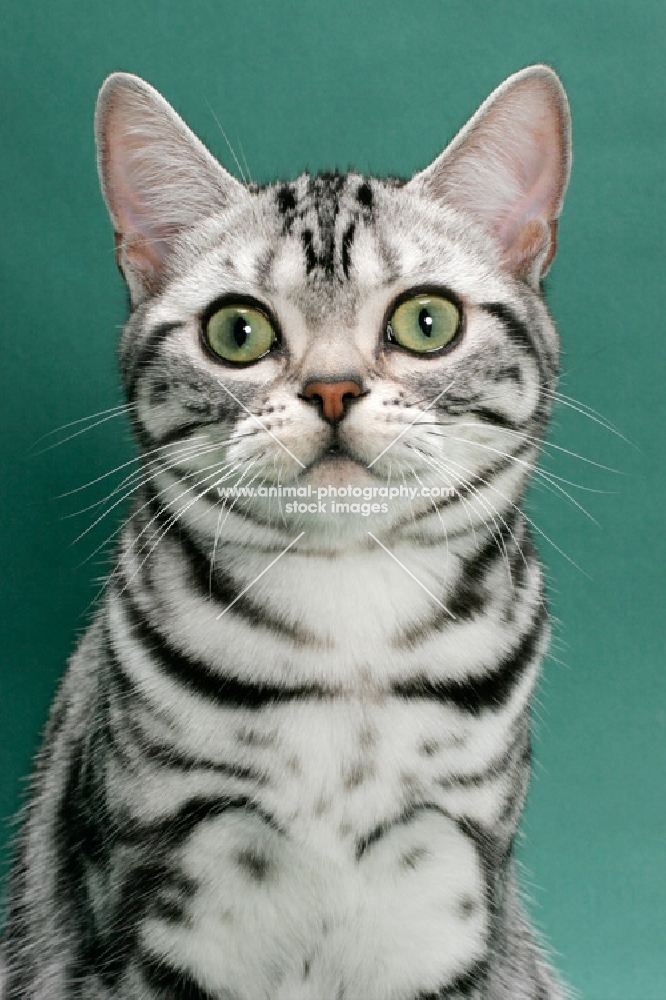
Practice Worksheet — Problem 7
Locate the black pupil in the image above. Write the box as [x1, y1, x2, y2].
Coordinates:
[418, 308, 433, 337]
[233, 316, 251, 347]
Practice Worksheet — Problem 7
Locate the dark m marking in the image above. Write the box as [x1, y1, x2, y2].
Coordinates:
[301, 229, 317, 273]
[356, 182, 373, 208]
[341, 222, 356, 278]
[276, 184, 297, 215]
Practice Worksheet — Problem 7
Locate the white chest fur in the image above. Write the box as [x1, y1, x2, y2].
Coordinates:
[142, 803, 488, 1000]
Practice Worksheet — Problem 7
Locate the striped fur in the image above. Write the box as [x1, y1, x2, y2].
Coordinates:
[2, 66, 571, 998]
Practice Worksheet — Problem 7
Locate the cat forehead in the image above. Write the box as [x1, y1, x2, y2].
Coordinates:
[264, 169, 388, 300]
[265, 171, 500, 287]
[165, 168, 501, 328]
[272, 170, 379, 222]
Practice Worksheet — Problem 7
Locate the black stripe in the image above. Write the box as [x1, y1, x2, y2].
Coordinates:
[105, 660, 267, 784]
[481, 302, 535, 358]
[439, 389, 529, 431]
[437, 725, 529, 791]
[311, 171, 344, 278]
[141, 416, 217, 449]
[492, 363, 523, 385]
[140, 954, 217, 1000]
[138, 733, 267, 785]
[140, 487, 320, 645]
[392, 605, 547, 714]
[356, 181, 373, 209]
[400, 442, 535, 530]
[127, 322, 184, 401]
[114, 589, 332, 710]
[466, 405, 519, 430]
[276, 183, 297, 216]
[356, 803, 454, 861]
[395, 514, 523, 645]
[53, 720, 128, 988]
[341, 221, 356, 277]
[416, 959, 489, 998]
[116, 792, 278, 849]
[480, 301, 546, 391]
[301, 229, 317, 273]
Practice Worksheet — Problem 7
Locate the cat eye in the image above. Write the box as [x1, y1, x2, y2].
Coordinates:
[387, 292, 461, 354]
[204, 301, 277, 364]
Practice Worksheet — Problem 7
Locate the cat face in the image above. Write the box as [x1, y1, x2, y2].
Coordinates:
[96, 68, 570, 548]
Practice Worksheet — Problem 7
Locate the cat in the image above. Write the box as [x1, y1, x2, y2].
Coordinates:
[1, 64, 571, 999]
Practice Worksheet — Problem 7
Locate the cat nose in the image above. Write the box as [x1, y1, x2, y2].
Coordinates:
[302, 379, 363, 423]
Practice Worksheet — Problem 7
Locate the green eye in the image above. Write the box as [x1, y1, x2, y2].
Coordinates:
[387, 294, 460, 353]
[205, 303, 276, 363]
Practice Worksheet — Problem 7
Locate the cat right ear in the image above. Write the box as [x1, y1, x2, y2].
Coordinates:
[408, 65, 571, 285]
[95, 73, 248, 304]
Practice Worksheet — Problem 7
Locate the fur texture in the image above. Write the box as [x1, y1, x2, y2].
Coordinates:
[1, 66, 571, 999]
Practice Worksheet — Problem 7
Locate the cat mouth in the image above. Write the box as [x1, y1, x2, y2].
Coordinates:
[308, 438, 364, 472]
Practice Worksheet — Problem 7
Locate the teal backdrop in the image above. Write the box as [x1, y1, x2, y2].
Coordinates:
[1, 2, 664, 996]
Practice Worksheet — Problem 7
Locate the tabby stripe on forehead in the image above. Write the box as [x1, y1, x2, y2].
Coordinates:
[392, 604, 547, 713]
[113, 589, 332, 709]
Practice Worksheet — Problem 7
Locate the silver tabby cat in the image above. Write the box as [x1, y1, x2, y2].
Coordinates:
[1, 65, 571, 999]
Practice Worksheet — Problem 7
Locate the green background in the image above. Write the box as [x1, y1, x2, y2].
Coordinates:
[1, 1, 664, 996]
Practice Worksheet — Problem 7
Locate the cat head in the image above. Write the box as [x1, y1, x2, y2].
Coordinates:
[95, 67, 570, 549]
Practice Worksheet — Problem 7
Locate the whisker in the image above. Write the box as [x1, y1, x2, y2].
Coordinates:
[430, 449, 588, 576]
[417, 450, 521, 585]
[77, 453, 239, 564]
[425, 431, 601, 525]
[31, 403, 133, 448]
[68, 439, 233, 532]
[209, 468, 266, 596]
[116, 459, 253, 596]
[33, 406, 134, 454]
[62, 437, 219, 517]
[428, 420, 623, 475]
[54, 430, 221, 498]
[543, 387, 633, 444]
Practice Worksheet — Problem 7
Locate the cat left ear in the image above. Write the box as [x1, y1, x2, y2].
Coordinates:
[408, 65, 571, 284]
[95, 73, 249, 304]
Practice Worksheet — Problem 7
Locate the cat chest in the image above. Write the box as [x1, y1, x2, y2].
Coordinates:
[225, 695, 521, 845]
[117, 664, 524, 994]
[140, 710, 495, 999]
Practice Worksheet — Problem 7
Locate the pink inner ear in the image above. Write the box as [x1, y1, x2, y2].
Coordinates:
[413, 68, 570, 280]
[495, 118, 563, 253]
[102, 105, 174, 263]
[109, 156, 173, 276]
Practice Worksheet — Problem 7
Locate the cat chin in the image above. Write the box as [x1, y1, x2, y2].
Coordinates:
[304, 453, 374, 487]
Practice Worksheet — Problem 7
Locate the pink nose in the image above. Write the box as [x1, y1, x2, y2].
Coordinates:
[302, 380, 363, 422]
